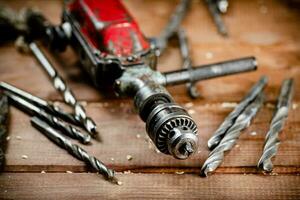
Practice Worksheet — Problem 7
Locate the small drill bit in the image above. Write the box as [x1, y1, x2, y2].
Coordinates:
[201, 93, 264, 177]
[155, 0, 191, 54]
[6, 92, 91, 144]
[0, 92, 9, 169]
[205, 0, 228, 36]
[177, 28, 200, 98]
[208, 76, 268, 150]
[28, 42, 98, 137]
[31, 117, 116, 182]
[257, 78, 294, 172]
[0, 82, 78, 126]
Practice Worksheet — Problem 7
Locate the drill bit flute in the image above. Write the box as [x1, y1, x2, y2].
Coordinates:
[5, 91, 91, 144]
[28, 42, 98, 138]
[31, 117, 117, 183]
[0, 82, 78, 126]
[208, 76, 268, 150]
[201, 93, 264, 176]
[257, 78, 294, 172]
[0, 92, 9, 169]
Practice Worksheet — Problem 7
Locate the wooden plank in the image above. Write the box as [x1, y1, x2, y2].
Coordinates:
[0, 0, 299, 102]
[0, 173, 299, 200]
[4, 101, 300, 173]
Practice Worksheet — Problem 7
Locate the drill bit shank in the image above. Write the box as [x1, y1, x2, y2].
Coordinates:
[201, 93, 264, 176]
[0, 82, 78, 126]
[28, 42, 98, 137]
[31, 117, 116, 182]
[257, 78, 294, 172]
[207, 76, 268, 150]
[205, 0, 228, 36]
[6, 92, 91, 144]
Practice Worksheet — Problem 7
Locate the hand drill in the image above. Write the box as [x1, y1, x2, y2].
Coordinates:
[23, 0, 256, 159]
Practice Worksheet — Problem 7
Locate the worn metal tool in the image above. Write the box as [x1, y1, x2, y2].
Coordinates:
[0, 82, 78, 126]
[31, 117, 116, 183]
[205, 0, 229, 36]
[257, 78, 294, 172]
[28, 42, 98, 138]
[201, 93, 264, 177]
[208, 76, 268, 150]
[22, 0, 258, 159]
[5, 91, 91, 144]
[155, 0, 191, 54]
[0, 92, 9, 169]
[177, 28, 200, 98]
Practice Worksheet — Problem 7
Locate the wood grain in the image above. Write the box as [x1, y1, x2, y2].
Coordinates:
[0, 173, 300, 200]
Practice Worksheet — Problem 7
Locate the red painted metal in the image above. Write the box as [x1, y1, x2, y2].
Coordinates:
[67, 0, 150, 57]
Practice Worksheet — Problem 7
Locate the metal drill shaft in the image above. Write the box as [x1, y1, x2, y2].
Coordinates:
[205, 0, 228, 36]
[0, 82, 78, 126]
[28, 42, 98, 137]
[177, 28, 199, 98]
[257, 78, 294, 172]
[0, 92, 9, 168]
[30, 117, 116, 182]
[6, 92, 91, 144]
[207, 76, 268, 150]
[201, 94, 264, 177]
[156, 0, 190, 54]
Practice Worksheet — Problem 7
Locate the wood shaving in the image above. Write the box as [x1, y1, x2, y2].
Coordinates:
[205, 52, 213, 59]
[136, 134, 141, 139]
[110, 157, 115, 161]
[41, 171, 46, 173]
[123, 170, 131, 174]
[22, 155, 28, 159]
[250, 131, 257, 136]
[221, 102, 237, 108]
[16, 136, 22, 140]
[117, 181, 123, 186]
[66, 171, 73, 173]
[292, 103, 298, 110]
[175, 171, 185, 175]
[266, 103, 275, 109]
[184, 102, 194, 108]
[188, 109, 195, 115]
[126, 155, 133, 161]
[6, 136, 10, 141]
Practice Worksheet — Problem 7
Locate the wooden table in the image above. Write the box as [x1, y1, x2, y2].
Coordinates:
[0, 0, 299, 199]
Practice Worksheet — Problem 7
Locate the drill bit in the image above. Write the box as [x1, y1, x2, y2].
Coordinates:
[177, 28, 200, 98]
[201, 93, 264, 177]
[0, 92, 9, 169]
[257, 78, 294, 172]
[31, 117, 116, 182]
[28, 42, 98, 137]
[6, 91, 91, 144]
[155, 0, 191, 54]
[205, 0, 228, 36]
[208, 76, 268, 150]
[0, 82, 78, 126]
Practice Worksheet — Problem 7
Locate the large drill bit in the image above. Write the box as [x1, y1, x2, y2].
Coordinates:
[257, 78, 294, 172]
[177, 28, 200, 98]
[0, 92, 9, 169]
[6, 91, 91, 144]
[31, 117, 116, 182]
[28, 42, 98, 137]
[201, 93, 264, 177]
[155, 0, 191, 54]
[0, 81, 78, 126]
[207, 76, 268, 150]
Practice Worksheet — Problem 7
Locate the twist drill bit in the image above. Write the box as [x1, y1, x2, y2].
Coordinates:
[0, 92, 9, 169]
[0, 82, 78, 126]
[28, 42, 98, 137]
[155, 0, 191, 54]
[6, 92, 91, 144]
[208, 76, 268, 150]
[257, 78, 294, 172]
[177, 28, 200, 98]
[205, 0, 228, 36]
[201, 93, 264, 177]
[31, 117, 116, 182]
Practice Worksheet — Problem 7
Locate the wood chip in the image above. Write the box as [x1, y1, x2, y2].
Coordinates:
[221, 102, 238, 108]
[22, 155, 28, 159]
[16, 136, 22, 140]
[41, 171, 46, 173]
[205, 52, 213, 59]
[184, 102, 194, 108]
[136, 134, 141, 139]
[175, 171, 185, 175]
[126, 155, 133, 161]
[117, 181, 123, 186]
[66, 171, 73, 173]
[266, 103, 275, 109]
[110, 157, 115, 161]
[6, 136, 10, 141]
[123, 170, 131, 174]
[292, 103, 298, 110]
[250, 131, 257, 136]
[188, 109, 195, 115]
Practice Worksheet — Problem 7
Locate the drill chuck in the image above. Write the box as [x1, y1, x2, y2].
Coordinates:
[134, 83, 198, 159]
